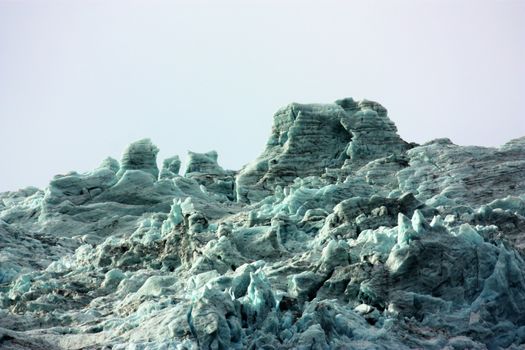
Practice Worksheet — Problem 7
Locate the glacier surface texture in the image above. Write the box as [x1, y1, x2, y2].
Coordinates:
[1, 98, 525, 349]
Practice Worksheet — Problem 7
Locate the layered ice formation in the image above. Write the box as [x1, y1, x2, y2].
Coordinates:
[1, 98, 525, 349]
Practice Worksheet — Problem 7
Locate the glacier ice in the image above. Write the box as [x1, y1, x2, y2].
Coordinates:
[1, 98, 525, 349]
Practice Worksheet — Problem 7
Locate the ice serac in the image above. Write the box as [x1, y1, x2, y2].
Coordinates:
[336, 98, 410, 167]
[159, 155, 181, 179]
[1, 97, 525, 350]
[184, 150, 236, 201]
[236, 98, 408, 203]
[116, 138, 159, 180]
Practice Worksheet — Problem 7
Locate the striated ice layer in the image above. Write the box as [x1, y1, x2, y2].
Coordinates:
[1, 98, 525, 349]
[235, 98, 409, 203]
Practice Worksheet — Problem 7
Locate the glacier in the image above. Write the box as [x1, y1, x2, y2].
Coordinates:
[1, 97, 525, 349]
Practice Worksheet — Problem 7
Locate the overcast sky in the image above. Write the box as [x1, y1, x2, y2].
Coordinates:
[1, 0, 524, 192]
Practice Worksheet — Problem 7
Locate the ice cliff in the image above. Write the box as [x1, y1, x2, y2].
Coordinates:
[1, 98, 525, 349]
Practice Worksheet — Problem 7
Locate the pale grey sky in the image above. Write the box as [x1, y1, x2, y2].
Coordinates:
[1, 0, 524, 192]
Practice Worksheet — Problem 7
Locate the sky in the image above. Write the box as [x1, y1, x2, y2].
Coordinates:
[0, 0, 524, 192]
